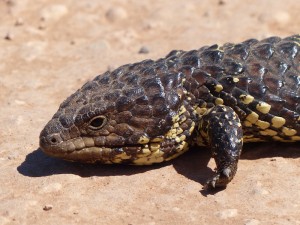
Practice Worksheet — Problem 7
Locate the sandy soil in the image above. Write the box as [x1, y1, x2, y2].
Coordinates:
[0, 0, 299, 224]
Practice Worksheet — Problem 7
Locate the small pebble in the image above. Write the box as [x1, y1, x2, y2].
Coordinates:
[138, 46, 150, 54]
[215, 209, 238, 219]
[15, 18, 24, 26]
[43, 205, 53, 211]
[4, 32, 13, 40]
[105, 7, 128, 22]
[218, 0, 225, 5]
[5, 0, 14, 7]
[38, 24, 46, 30]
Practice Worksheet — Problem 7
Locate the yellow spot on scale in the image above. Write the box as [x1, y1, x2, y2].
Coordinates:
[142, 148, 151, 155]
[176, 127, 184, 135]
[196, 107, 207, 115]
[138, 136, 150, 144]
[173, 122, 179, 128]
[243, 121, 253, 127]
[271, 116, 286, 128]
[152, 149, 164, 157]
[294, 41, 300, 47]
[255, 120, 270, 129]
[239, 94, 254, 104]
[179, 135, 186, 141]
[175, 141, 189, 152]
[179, 105, 187, 115]
[272, 136, 283, 141]
[243, 135, 254, 139]
[175, 137, 181, 143]
[150, 143, 160, 151]
[151, 137, 164, 142]
[133, 148, 165, 165]
[189, 121, 195, 133]
[214, 84, 223, 92]
[282, 127, 297, 136]
[133, 156, 163, 165]
[246, 112, 259, 124]
[215, 98, 224, 105]
[291, 136, 300, 141]
[172, 114, 179, 123]
[165, 128, 176, 138]
[114, 152, 131, 160]
[243, 137, 263, 142]
[259, 129, 277, 136]
[179, 115, 187, 123]
[256, 102, 271, 114]
[233, 78, 239, 83]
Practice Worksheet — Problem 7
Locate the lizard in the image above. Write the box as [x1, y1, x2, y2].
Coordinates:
[39, 35, 300, 188]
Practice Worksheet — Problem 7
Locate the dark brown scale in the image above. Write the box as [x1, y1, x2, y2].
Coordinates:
[252, 43, 275, 60]
[235, 77, 251, 91]
[220, 92, 238, 107]
[245, 62, 268, 82]
[224, 43, 250, 61]
[222, 58, 244, 75]
[181, 50, 201, 67]
[248, 81, 267, 99]
[131, 104, 152, 117]
[263, 72, 283, 94]
[200, 49, 224, 64]
[263, 93, 286, 114]
[277, 41, 299, 59]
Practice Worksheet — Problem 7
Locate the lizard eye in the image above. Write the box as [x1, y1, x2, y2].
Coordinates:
[89, 116, 107, 130]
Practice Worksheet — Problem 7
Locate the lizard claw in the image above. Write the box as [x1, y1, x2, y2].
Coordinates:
[204, 167, 233, 189]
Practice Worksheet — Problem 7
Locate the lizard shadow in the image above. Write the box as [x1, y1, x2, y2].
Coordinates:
[18, 142, 299, 194]
[173, 142, 300, 195]
[17, 148, 164, 177]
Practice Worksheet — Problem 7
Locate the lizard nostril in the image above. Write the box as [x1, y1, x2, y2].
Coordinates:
[47, 134, 62, 145]
[50, 137, 58, 144]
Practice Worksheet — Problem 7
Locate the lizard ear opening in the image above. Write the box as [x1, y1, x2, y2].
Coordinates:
[89, 116, 107, 130]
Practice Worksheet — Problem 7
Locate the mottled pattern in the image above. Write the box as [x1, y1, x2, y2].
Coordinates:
[40, 35, 300, 188]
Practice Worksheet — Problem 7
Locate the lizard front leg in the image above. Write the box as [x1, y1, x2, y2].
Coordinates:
[199, 105, 243, 188]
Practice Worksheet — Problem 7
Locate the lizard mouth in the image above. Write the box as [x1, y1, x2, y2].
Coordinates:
[39, 135, 166, 164]
[43, 146, 144, 164]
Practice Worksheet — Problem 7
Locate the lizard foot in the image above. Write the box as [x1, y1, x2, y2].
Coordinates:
[204, 167, 233, 189]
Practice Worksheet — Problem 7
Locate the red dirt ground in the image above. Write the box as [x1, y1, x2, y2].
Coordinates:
[0, 0, 299, 224]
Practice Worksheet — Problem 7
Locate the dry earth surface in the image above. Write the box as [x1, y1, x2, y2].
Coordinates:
[0, 0, 299, 224]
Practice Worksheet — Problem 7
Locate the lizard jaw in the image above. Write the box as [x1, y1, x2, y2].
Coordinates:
[39, 134, 168, 165]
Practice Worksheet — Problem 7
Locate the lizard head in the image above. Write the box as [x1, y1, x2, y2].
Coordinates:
[40, 63, 195, 164]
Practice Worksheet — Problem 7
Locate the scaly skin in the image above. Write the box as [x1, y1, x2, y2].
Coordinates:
[40, 35, 300, 188]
